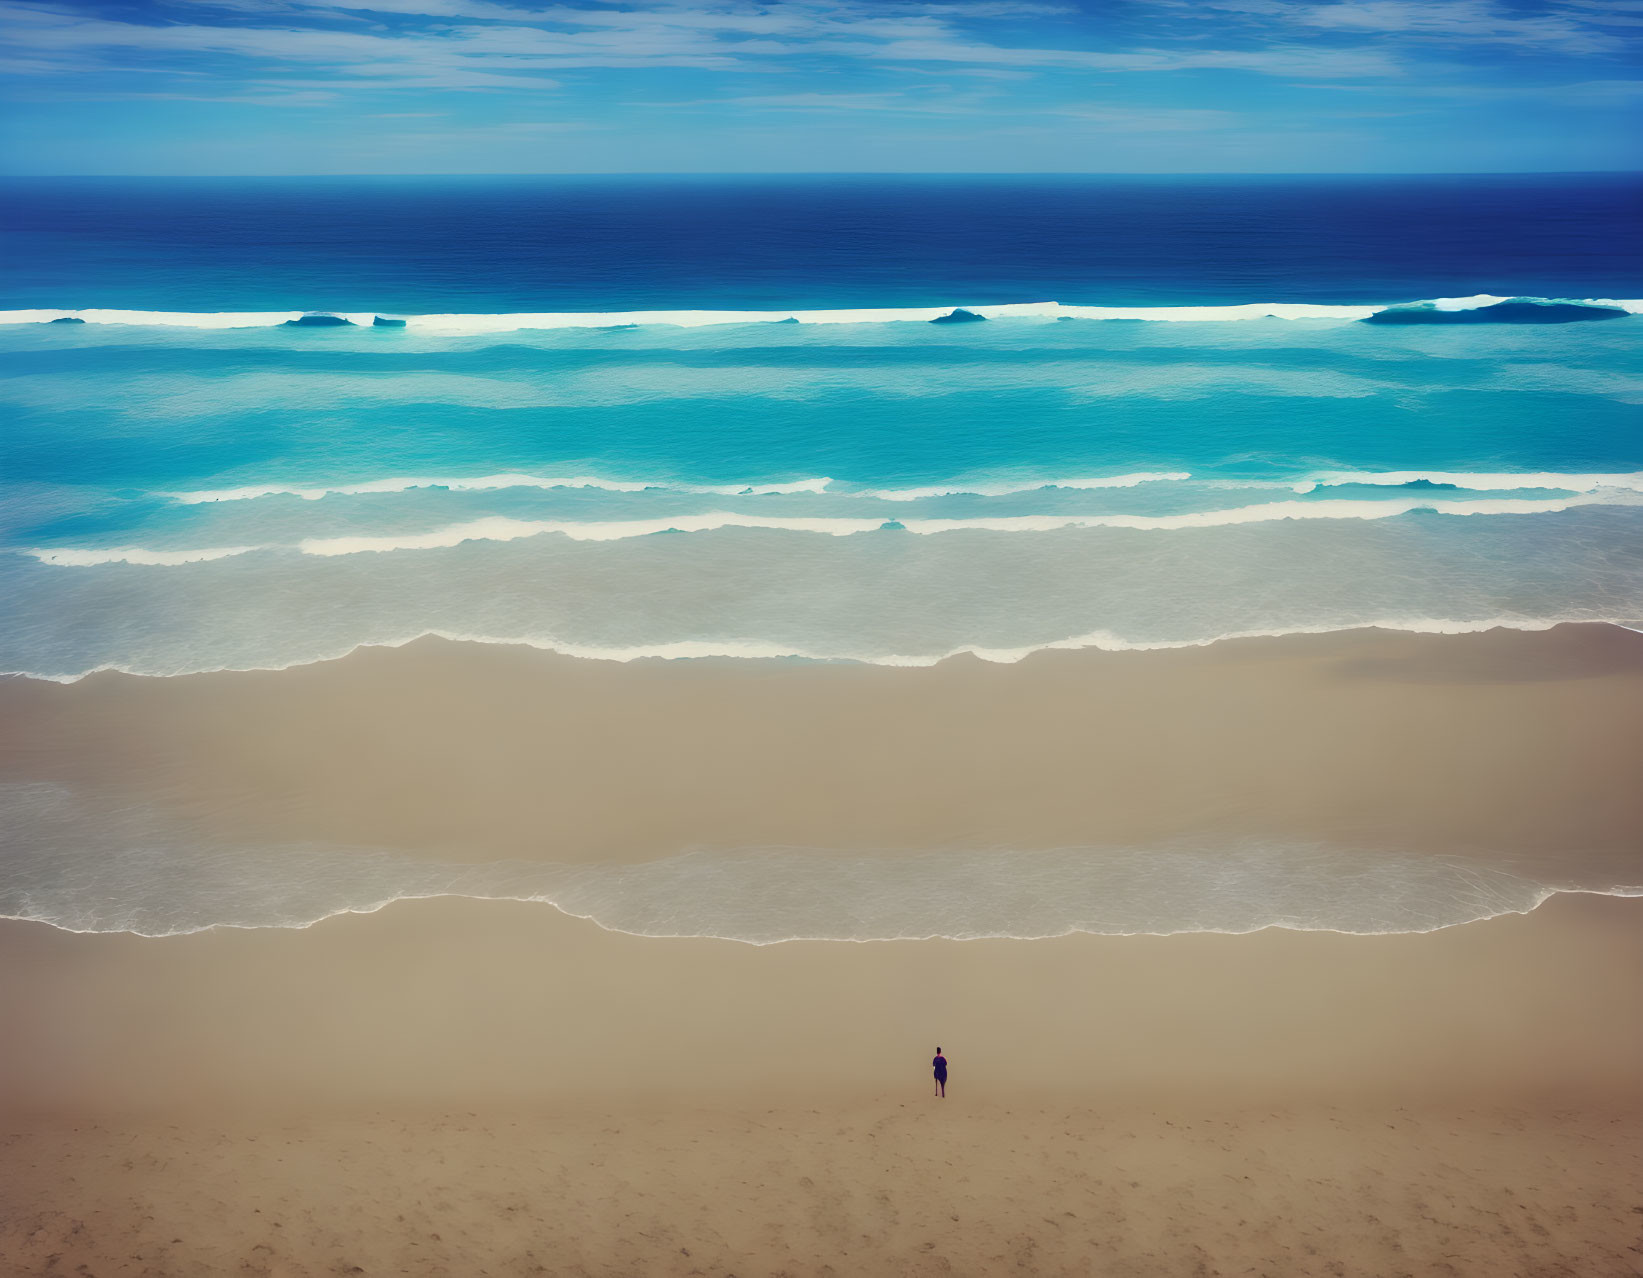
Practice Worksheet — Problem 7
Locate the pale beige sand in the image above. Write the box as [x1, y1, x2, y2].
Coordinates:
[2, 625, 1642, 1275]
[1, 895, 1642, 1275]
[4, 894, 1643, 1112]
[4, 1101, 1639, 1277]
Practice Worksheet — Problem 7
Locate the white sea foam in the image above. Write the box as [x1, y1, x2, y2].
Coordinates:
[28, 489, 1631, 567]
[1, 781, 1637, 939]
[162, 471, 1186, 506]
[893, 494, 1625, 533]
[4, 615, 1614, 686]
[6, 296, 1638, 333]
[0, 309, 348, 329]
[148, 469, 1643, 510]
[166, 473, 836, 505]
[1409, 294, 1641, 314]
[295, 513, 896, 556]
[854, 472, 1192, 500]
[1293, 470, 1643, 495]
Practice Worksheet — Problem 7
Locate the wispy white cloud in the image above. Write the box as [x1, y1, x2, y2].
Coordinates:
[852, 36, 1400, 76]
[3, 0, 1636, 173]
[0, 0, 1408, 88]
[1296, 1, 1625, 54]
[1177, 0, 1638, 56]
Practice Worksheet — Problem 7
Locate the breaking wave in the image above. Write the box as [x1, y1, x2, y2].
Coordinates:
[1291, 470, 1643, 495]
[10, 617, 1632, 687]
[1364, 299, 1632, 325]
[24, 490, 1641, 567]
[163, 472, 1191, 506]
[6, 294, 1640, 334]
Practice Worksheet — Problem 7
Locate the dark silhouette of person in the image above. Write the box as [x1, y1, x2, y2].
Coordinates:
[932, 1047, 947, 1097]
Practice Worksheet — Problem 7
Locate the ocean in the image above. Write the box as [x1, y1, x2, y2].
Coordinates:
[3, 173, 1641, 938]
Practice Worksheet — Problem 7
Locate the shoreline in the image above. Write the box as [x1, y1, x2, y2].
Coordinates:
[9, 881, 1641, 945]
[2, 623, 1639, 938]
[4, 891, 1642, 1115]
[12, 615, 1643, 686]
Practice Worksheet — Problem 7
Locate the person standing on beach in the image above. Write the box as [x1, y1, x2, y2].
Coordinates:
[932, 1047, 947, 1097]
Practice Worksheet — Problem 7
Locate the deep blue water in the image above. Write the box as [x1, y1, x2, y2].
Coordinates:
[4, 173, 1641, 311]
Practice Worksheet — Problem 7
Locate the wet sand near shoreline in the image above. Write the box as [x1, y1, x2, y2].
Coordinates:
[2, 623, 1640, 873]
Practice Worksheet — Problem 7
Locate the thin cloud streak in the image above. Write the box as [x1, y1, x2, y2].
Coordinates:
[1, 0, 1638, 172]
[0, 0, 1406, 80]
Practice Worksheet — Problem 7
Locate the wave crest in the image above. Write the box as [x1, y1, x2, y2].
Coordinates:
[163, 471, 1190, 506]
[1292, 470, 1643, 495]
[1364, 299, 1632, 325]
[24, 491, 1637, 567]
[7, 295, 1639, 334]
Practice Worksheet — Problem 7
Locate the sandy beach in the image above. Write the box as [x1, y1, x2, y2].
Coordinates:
[2, 893, 1641, 1275]
[4, 1094, 1640, 1276]
[3, 624, 1642, 1274]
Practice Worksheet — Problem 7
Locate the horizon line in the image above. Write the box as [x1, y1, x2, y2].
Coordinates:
[4, 168, 1641, 180]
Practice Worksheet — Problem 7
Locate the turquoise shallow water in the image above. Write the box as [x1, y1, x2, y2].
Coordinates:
[3, 304, 1640, 676]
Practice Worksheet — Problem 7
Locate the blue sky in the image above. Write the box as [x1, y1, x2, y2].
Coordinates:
[1, 0, 1640, 173]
